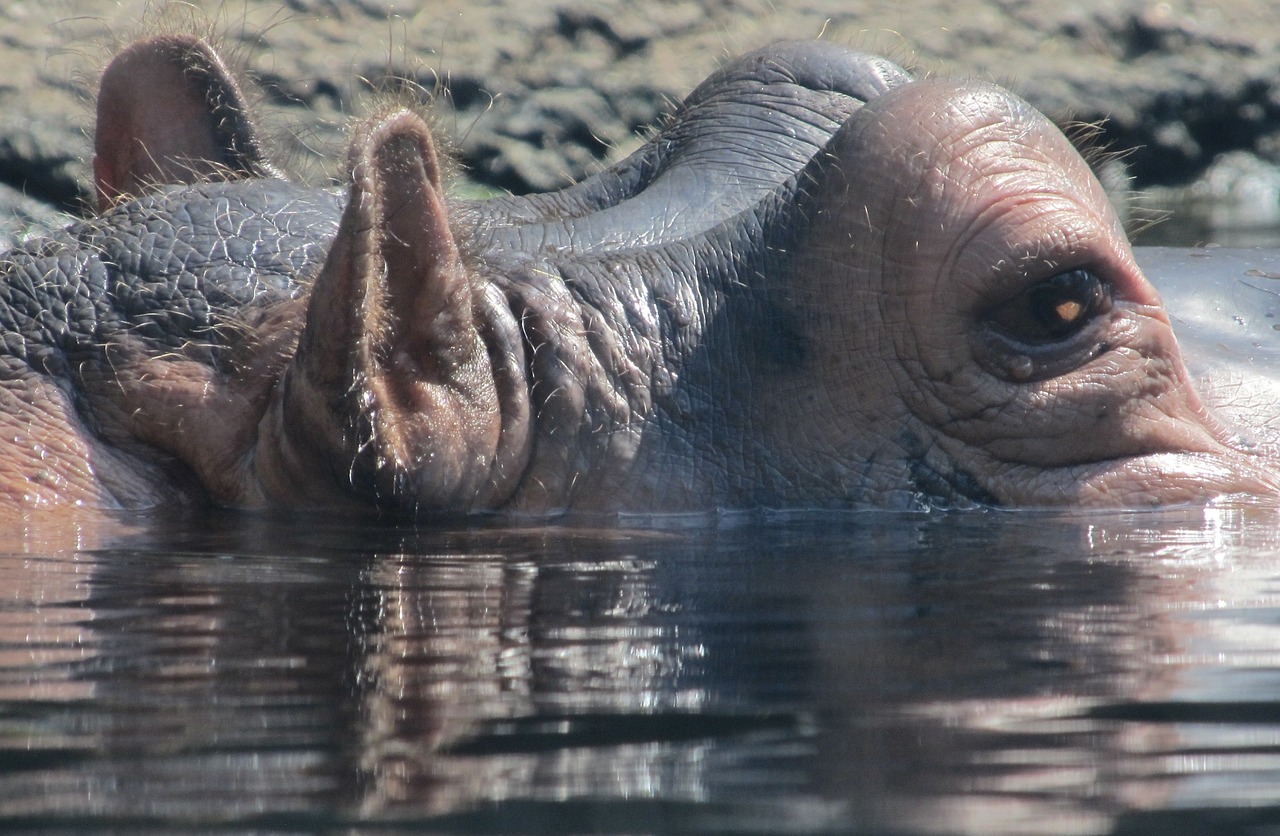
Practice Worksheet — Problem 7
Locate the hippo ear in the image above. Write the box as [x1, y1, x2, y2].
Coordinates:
[262, 111, 508, 512]
[93, 34, 280, 212]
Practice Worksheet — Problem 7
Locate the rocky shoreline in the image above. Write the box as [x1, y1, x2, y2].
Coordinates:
[2, 0, 1279, 244]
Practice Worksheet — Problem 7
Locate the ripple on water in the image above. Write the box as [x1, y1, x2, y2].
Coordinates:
[3, 504, 1280, 832]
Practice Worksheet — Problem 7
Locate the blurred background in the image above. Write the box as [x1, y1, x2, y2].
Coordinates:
[2, 0, 1279, 244]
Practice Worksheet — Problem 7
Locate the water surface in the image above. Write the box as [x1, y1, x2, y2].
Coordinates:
[4, 505, 1280, 834]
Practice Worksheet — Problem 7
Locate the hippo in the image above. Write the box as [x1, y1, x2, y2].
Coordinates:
[1, 34, 1276, 520]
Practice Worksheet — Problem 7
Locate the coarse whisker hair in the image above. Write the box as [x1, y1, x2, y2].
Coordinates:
[1062, 116, 1169, 240]
[337, 79, 493, 280]
[351, 73, 462, 187]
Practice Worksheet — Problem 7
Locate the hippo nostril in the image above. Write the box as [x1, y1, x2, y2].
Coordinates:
[986, 268, 1113, 345]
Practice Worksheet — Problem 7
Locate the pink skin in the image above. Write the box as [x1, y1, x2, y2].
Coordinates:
[776, 79, 1279, 506]
[93, 35, 279, 212]
[0, 366, 177, 546]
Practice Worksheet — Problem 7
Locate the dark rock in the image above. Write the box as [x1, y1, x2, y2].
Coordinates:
[0, 117, 91, 214]
[0, 183, 73, 249]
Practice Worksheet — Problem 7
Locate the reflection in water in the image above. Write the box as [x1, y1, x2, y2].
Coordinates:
[355, 552, 720, 818]
[2, 506, 1280, 832]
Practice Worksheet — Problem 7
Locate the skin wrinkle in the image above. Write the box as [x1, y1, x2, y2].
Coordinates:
[79, 182, 343, 505]
[959, 321, 1213, 467]
[934, 309, 1152, 463]
[510, 150, 818, 506]
[919, 113, 1087, 255]
[948, 380, 1117, 463]
[909, 192, 1093, 393]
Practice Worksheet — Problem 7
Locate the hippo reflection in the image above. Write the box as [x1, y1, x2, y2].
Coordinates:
[1, 35, 1275, 518]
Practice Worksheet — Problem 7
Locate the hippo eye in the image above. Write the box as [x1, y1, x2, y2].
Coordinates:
[986, 269, 1112, 344]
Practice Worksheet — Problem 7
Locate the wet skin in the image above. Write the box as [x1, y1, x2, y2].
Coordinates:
[0, 35, 1274, 521]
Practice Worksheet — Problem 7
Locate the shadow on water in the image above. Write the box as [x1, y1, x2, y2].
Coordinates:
[4, 505, 1280, 833]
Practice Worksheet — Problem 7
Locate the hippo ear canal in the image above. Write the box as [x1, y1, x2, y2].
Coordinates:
[985, 268, 1113, 345]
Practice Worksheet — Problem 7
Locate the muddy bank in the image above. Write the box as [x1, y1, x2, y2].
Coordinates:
[1, 0, 1278, 235]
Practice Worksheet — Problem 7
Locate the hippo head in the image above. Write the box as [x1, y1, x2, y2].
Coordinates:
[0, 36, 1275, 521]
[776, 78, 1278, 506]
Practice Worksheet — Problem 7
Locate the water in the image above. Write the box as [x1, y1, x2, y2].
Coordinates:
[5, 220, 1280, 833]
[5, 505, 1280, 834]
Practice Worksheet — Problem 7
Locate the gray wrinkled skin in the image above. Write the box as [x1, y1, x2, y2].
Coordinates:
[468, 44, 915, 509]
